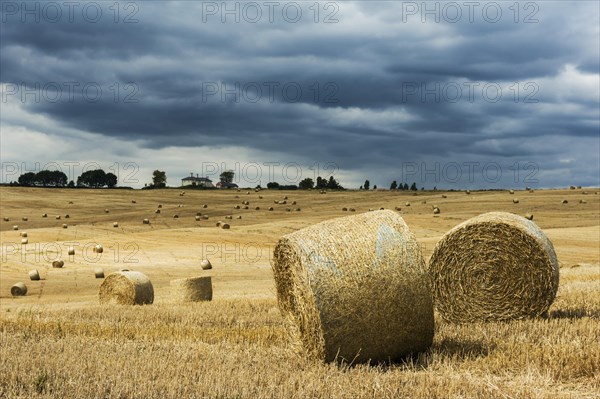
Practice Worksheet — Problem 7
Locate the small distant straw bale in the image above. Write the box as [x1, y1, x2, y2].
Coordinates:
[52, 259, 64, 268]
[13, 225, 18, 230]
[62, 224, 68, 229]
[441, 194, 447, 198]
[11, 282, 27, 296]
[113, 222, 119, 228]
[65, 214, 70, 219]
[173, 214, 179, 218]
[28, 269, 40, 281]
[170, 276, 213, 302]
[513, 199, 519, 204]
[95, 268, 105, 278]
[20, 232, 27, 237]
[155, 209, 161, 214]
[94, 244, 104, 253]
[509, 190, 515, 194]
[268, 207, 274, 211]
[42, 213, 47, 218]
[221, 223, 230, 229]
[342, 207, 348, 211]
[201, 259, 212, 270]
[203, 204, 208, 208]
[579, 199, 587, 204]
[433, 207, 440, 214]
[3, 217, 9, 221]
[255, 206, 261, 210]
[405, 202, 410, 207]
[195, 216, 201, 221]
[68, 247, 75, 255]
[562, 199, 568, 204]
[22, 217, 28, 221]
[428, 212, 559, 323]
[56, 215, 61, 219]
[525, 213, 534, 220]
[143, 219, 150, 224]
[21, 238, 28, 245]
[99, 271, 154, 305]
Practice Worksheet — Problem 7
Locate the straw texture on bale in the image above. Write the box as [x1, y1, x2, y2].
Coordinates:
[170, 276, 213, 302]
[272, 210, 433, 364]
[28, 269, 40, 281]
[11, 282, 27, 296]
[99, 271, 154, 305]
[428, 212, 559, 323]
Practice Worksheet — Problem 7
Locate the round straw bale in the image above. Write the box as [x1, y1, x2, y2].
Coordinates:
[29, 269, 40, 281]
[562, 199, 568, 204]
[283, 196, 288, 200]
[234, 205, 240, 209]
[509, 190, 515, 194]
[65, 214, 70, 219]
[221, 223, 230, 229]
[349, 208, 355, 212]
[405, 202, 410, 207]
[513, 199, 519, 204]
[259, 196, 263, 199]
[94, 244, 104, 253]
[132, 200, 136, 203]
[196, 212, 202, 216]
[236, 215, 242, 219]
[292, 201, 297, 205]
[13, 225, 18, 230]
[170, 276, 213, 302]
[95, 268, 105, 278]
[428, 212, 559, 323]
[441, 194, 447, 198]
[155, 209, 161, 214]
[173, 214, 179, 218]
[255, 206, 260, 210]
[569, 185, 576, 190]
[466, 190, 471, 194]
[433, 207, 440, 214]
[272, 210, 433, 363]
[11, 282, 27, 297]
[286, 208, 291, 212]
[62, 224, 68, 229]
[143, 218, 150, 224]
[21, 238, 28, 245]
[52, 259, 64, 268]
[56, 215, 61, 219]
[202, 215, 209, 219]
[68, 247, 75, 255]
[203, 204, 208, 208]
[42, 213, 47, 218]
[104, 209, 109, 213]
[22, 217, 28, 221]
[201, 259, 212, 270]
[99, 271, 154, 305]
[524, 213, 534, 220]
[342, 207, 348, 211]
[20, 232, 27, 237]
[68, 201, 74, 204]
[243, 205, 249, 210]
[225, 215, 232, 219]
[268, 207, 274, 211]
[158, 204, 163, 208]
[113, 222, 119, 228]
[216, 221, 222, 227]
[296, 208, 301, 212]
[579, 199, 587, 204]
[3, 217, 9, 221]
[195, 216, 201, 221]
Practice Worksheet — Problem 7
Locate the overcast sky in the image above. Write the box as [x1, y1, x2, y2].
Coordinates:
[1, 1, 598, 189]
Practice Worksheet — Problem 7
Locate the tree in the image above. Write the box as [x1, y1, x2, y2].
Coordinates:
[220, 170, 235, 183]
[403, 183, 409, 190]
[105, 173, 118, 188]
[77, 169, 107, 188]
[299, 178, 314, 189]
[18, 172, 36, 186]
[326, 176, 342, 189]
[152, 170, 167, 188]
[267, 182, 280, 189]
[67, 180, 75, 188]
[390, 180, 398, 190]
[373, 185, 377, 190]
[410, 182, 417, 191]
[315, 176, 327, 189]
[364, 180, 370, 190]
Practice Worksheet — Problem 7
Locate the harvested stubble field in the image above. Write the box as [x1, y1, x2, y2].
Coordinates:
[0, 186, 598, 398]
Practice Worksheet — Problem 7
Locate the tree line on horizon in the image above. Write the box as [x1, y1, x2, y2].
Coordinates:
[13, 169, 117, 188]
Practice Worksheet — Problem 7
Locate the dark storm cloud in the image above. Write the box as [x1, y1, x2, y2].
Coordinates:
[1, 1, 598, 187]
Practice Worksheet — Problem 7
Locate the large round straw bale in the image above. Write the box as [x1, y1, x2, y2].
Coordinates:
[131, 200, 137, 203]
[173, 214, 179, 218]
[99, 271, 154, 305]
[200, 259, 212, 270]
[349, 208, 355, 212]
[29, 269, 40, 281]
[170, 276, 213, 302]
[296, 208, 301, 212]
[342, 207, 348, 211]
[225, 215, 233, 219]
[272, 210, 433, 363]
[405, 202, 410, 207]
[466, 190, 471, 194]
[94, 268, 105, 278]
[11, 282, 27, 297]
[428, 212, 559, 323]
[52, 259, 64, 268]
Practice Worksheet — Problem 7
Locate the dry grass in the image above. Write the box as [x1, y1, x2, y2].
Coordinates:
[0, 187, 598, 398]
